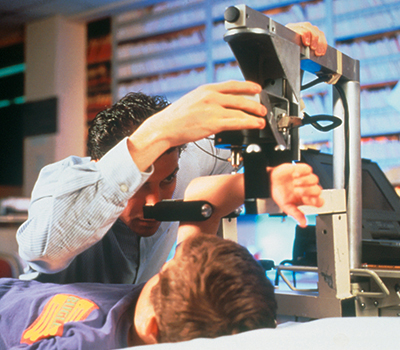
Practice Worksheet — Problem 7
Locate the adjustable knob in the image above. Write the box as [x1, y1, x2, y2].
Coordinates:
[224, 6, 240, 23]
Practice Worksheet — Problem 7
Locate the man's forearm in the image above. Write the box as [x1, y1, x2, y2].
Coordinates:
[17, 138, 150, 272]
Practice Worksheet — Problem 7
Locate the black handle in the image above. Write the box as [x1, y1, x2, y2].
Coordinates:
[143, 200, 213, 222]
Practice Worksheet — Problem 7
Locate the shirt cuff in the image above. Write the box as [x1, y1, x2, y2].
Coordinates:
[97, 137, 154, 199]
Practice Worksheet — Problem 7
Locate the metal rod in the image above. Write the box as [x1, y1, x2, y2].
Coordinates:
[343, 80, 362, 269]
[333, 86, 346, 190]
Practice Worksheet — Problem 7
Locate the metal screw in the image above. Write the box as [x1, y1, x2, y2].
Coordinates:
[246, 144, 262, 153]
[201, 204, 213, 218]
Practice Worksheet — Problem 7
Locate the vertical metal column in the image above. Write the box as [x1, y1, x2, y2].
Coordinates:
[338, 80, 362, 269]
[333, 81, 362, 268]
[333, 87, 346, 190]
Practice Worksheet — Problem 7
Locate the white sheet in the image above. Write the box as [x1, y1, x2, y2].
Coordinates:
[127, 317, 400, 350]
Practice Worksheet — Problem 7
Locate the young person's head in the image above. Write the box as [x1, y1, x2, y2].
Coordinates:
[88, 92, 184, 236]
[134, 234, 277, 345]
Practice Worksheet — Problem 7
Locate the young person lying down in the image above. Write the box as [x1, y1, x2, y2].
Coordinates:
[0, 167, 323, 349]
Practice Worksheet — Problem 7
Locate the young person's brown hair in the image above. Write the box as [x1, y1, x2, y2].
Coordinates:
[150, 234, 277, 343]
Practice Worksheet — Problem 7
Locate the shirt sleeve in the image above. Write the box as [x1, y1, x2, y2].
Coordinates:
[173, 138, 233, 200]
[17, 138, 153, 273]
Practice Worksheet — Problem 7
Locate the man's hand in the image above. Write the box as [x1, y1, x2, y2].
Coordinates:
[270, 163, 324, 228]
[286, 22, 328, 56]
[128, 81, 267, 172]
[142, 80, 266, 147]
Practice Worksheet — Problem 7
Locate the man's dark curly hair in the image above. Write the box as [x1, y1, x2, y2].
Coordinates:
[87, 92, 172, 160]
[150, 234, 277, 343]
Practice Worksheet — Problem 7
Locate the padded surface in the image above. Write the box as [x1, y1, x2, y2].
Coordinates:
[127, 317, 400, 350]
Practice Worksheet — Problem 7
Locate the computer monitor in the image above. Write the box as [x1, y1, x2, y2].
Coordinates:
[301, 149, 400, 242]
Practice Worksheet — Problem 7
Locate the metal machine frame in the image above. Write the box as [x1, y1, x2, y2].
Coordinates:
[222, 5, 400, 318]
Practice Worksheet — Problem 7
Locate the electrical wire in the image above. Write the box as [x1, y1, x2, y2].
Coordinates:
[193, 137, 230, 162]
[301, 75, 331, 91]
[302, 112, 342, 132]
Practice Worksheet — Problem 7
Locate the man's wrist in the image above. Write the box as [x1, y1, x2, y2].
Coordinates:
[127, 122, 171, 172]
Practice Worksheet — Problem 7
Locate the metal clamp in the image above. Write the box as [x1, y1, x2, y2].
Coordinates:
[276, 265, 318, 292]
[350, 268, 391, 299]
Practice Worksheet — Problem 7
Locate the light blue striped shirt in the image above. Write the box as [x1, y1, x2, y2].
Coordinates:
[17, 137, 231, 283]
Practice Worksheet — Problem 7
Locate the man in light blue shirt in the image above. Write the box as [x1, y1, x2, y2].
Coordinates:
[17, 87, 245, 283]
[17, 24, 328, 284]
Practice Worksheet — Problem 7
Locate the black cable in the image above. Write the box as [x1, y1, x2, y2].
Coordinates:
[300, 71, 351, 190]
[193, 138, 230, 162]
[302, 112, 342, 132]
[301, 75, 331, 91]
